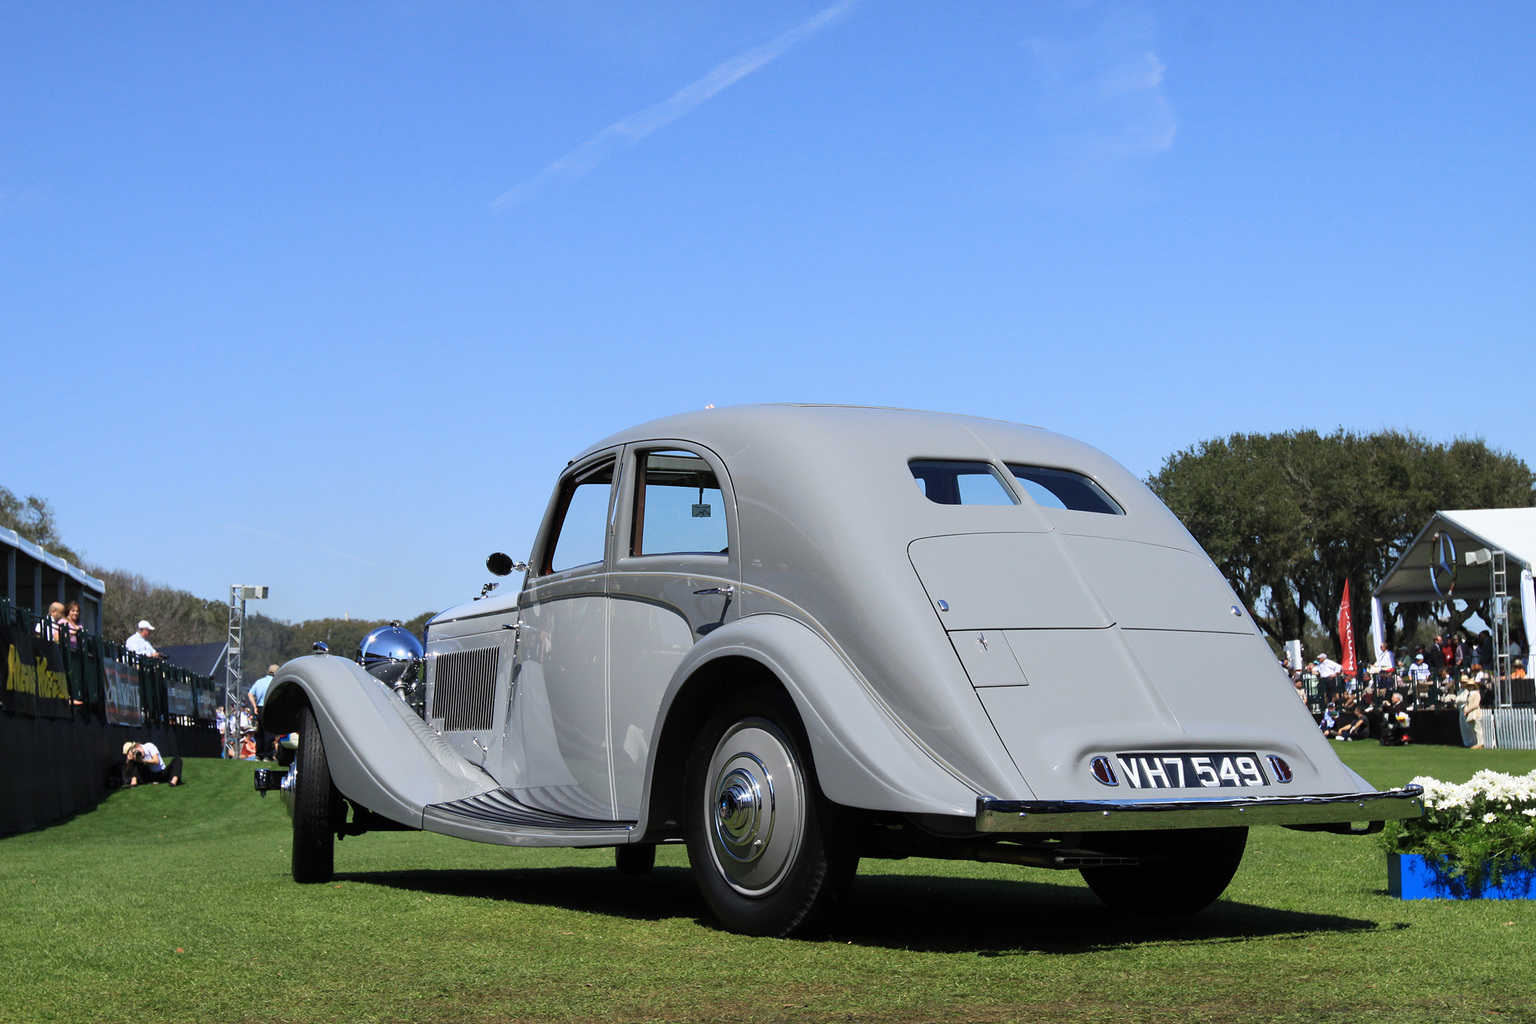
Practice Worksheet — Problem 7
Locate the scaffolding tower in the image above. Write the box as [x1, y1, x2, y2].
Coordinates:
[225, 585, 267, 757]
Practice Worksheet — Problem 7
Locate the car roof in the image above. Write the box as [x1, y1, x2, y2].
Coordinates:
[577, 404, 1059, 466]
[569, 404, 1184, 541]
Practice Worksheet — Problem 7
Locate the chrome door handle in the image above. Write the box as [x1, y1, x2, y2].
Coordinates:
[693, 586, 735, 596]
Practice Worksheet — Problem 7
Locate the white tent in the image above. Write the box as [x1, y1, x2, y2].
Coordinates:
[1372, 507, 1536, 678]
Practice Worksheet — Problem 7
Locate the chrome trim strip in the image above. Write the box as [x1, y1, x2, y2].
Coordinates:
[976, 785, 1423, 833]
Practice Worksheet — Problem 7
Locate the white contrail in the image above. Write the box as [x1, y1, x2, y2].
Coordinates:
[492, 0, 856, 210]
[224, 524, 454, 590]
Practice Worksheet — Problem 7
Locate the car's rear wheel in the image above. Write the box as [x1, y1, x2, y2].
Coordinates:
[684, 690, 858, 937]
[292, 705, 343, 884]
[1079, 826, 1248, 914]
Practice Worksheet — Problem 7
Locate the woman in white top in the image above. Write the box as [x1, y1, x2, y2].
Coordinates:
[123, 741, 183, 786]
[1453, 676, 1484, 749]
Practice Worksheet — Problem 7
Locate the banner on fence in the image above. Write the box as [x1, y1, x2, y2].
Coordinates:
[1, 622, 38, 715]
[0, 623, 72, 718]
[165, 678, 194, 717]
[30, 635, 72, 719]
[103, 658, 143, 727]
[195, 685, 217, 720]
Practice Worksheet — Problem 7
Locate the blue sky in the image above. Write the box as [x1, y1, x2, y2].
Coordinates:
[4, 2, 1533, 625]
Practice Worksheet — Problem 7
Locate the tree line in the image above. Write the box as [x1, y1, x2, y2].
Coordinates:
[1, 485, 79, 564]
[85, 564, 434, 682]
[1147, 430, 1534, 660]
[2, 486, 433, 684]
[8, 427, 1535, 675]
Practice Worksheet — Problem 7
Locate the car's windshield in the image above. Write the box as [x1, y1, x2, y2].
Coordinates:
[547, 461, 615, 572]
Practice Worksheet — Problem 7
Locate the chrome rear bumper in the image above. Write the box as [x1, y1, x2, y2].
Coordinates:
[977, 785, 1423, 833]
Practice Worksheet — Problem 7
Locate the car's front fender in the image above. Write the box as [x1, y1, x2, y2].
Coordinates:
[264, 654, 496, 828]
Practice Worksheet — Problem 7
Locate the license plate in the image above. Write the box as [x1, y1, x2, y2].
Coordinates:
[1114, 752, 1269, 789]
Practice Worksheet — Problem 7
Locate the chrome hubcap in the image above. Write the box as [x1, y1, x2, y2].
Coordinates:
[706, 719, 805, 897]
[714, 761, 772, 861]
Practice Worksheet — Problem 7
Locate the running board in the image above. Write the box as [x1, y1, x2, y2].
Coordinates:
[423, 788, 637, 848]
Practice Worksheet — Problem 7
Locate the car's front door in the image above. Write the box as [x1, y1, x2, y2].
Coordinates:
[503, 452, 619, 822]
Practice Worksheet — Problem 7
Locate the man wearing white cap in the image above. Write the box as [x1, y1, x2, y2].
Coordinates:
[1408, 651, 1432, 691]
[125, 620, 165, 659]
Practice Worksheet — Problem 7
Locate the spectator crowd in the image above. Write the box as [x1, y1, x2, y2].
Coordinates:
[1292, 628, 1527, 750]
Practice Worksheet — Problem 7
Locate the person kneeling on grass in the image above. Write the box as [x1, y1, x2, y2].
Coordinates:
[123, 741, 182, 787]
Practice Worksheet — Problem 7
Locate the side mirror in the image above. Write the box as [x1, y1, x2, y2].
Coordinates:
[486, 553, 530, 577]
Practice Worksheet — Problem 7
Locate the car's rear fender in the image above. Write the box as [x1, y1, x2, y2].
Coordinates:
[637, 614, 985, 838]
[263, 654, 497, 828]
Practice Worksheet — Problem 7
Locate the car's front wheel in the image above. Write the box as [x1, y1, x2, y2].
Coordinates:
[683, 691, 858, 937]
[292, 705, 343, 883]
[1079, 826, 1248, 914]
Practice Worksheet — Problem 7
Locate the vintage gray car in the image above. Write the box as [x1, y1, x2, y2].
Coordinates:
[257, 405, 1420, 936]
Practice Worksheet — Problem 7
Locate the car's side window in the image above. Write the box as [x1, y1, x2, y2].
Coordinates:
[909, 460, 1018, 506]
[1006, 465, 1124, 515]
[546, 461, 615, 573]
[631, 450, 728, 556]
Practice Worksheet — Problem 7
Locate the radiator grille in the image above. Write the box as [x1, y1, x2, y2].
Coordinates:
[430, 647, 499, 731]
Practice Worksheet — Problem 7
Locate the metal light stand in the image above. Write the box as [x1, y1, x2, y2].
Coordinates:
[225, 585, 268, 758]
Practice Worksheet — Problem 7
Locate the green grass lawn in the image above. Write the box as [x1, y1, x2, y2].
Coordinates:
[3, 746, 1534, 1024]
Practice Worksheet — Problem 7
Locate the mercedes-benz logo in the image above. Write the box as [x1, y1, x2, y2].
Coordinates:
[1430, 530, 1457, 598]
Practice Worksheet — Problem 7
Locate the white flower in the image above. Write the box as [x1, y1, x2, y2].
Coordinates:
[1415, 770, 1536, 811]
[1483, 813, 1499, 824]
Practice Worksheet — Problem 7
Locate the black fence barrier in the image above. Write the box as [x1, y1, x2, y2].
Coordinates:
[0, 599, 222, 835]
[0, 713, 218, 835]
[1, 599, 222, 729]
[1372, 707, 1464, 746]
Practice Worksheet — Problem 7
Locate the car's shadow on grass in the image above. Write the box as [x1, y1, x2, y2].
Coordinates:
[836, 871, 1383, 954]
[334, 864, 701, 924]
[336, 864, 1382, 955]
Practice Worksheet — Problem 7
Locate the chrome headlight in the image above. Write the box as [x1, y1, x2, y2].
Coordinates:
[357, 622, 425, 686]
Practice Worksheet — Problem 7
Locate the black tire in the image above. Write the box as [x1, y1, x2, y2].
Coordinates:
[615, 844, 656, 875]
[683, 689, 858, 937]
[292, 705, 343, 884]
[1079, 827, 1248, 914]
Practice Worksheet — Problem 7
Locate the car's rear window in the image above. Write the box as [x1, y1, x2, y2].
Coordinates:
[1006, 465, 1124, 515]
[909, 460, 1018, 506]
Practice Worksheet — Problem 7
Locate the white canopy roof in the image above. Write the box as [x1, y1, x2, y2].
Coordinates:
[1374, 508, 1536, 603]
[1, 526, 105, 596]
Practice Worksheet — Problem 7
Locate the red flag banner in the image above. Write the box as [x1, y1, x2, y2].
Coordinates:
[1338, 579, 1357, 677]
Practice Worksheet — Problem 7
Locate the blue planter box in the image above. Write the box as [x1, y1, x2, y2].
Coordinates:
[1388, 853, 1536, 900]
